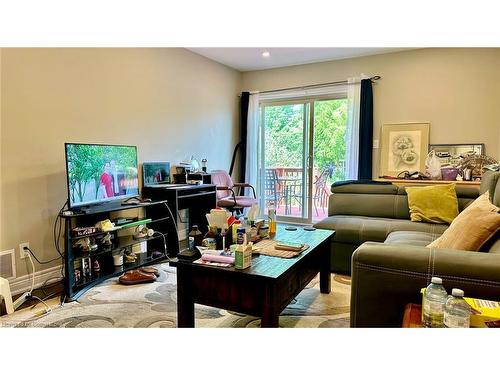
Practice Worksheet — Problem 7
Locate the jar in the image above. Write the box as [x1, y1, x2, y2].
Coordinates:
[236, 227, 246, 245]
[259, 224, 269, 238]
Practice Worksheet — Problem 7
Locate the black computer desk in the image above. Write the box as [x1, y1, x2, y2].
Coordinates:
[142, 184, 217, 255]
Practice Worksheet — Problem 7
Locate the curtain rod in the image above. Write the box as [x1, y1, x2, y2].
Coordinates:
[246, 75, 381, 96]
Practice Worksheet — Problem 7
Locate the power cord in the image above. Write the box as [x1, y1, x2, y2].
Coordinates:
[53, 200, 68, 258]
[153, 230, 172, 262]
[24, 246, 61, 264]
[27, 251, 35, 295]
[16, 200, 68, 314]
[15, 252, 52, 317]
[164, 202, 181, 252]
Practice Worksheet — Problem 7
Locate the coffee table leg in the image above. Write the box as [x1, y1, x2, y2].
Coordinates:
[320, 244, 331, 294]
[261, 309, 279, 328]
[177, 269, 195, 328]
[261, 287, 279, 328]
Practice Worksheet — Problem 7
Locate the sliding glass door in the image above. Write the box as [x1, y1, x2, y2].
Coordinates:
[260, 96, 347, 224]
[261, 101, 311, 223]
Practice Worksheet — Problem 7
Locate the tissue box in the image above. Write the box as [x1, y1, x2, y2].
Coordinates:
[234, 244, 252, 269]
[420, 288, 500, 327]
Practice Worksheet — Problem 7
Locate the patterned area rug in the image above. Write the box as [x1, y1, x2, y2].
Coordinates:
[0, 263, 351, 328]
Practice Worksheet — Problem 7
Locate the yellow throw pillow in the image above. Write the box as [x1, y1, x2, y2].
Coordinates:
[427, 192, 500, 251]
[405, 183, 459, 224]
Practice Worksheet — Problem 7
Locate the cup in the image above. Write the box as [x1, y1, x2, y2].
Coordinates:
[463, 168, 472, 181]
[441, 167, 459, 181]
[113, 254, 123, 266]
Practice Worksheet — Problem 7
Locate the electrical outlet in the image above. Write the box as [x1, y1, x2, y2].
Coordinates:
[373, 139, 380, 149]
[19, 242, 30, 259]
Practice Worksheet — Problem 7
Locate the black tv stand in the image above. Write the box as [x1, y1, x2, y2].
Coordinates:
[60, 200, 171, 302]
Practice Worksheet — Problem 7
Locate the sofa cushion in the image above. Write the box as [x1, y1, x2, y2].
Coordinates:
[484, 232, 500, 253]
[428, 192, 500, 251]
[384, 231, 440, 247]
[405, 184, 459, 224]
[479, 171, 500, 198]
[314, 215, 448, 245]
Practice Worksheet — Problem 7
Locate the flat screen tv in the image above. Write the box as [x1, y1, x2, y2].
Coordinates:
[142, 161, 171, 186]
[65, 143, 139, 209]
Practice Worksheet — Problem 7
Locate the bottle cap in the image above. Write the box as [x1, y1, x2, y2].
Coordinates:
[431, 277, 442, 284]
[451, 288, 464, 297]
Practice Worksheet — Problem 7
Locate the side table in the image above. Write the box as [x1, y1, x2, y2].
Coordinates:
[402, 303, 422, 328]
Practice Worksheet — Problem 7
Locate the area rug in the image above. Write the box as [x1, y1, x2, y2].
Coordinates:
[0, 263, 351, 328]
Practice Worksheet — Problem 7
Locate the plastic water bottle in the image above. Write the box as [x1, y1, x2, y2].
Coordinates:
[444, 288, 471, 328]
[423, 277, 448, 328]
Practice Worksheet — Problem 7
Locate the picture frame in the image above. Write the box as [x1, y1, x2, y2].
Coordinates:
[379, 122, 430, 177]
[428, 143, 485, 168]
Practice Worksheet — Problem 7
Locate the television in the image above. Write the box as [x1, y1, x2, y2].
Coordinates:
[142, 161, 171, 186]
[65, 143, 139, 209]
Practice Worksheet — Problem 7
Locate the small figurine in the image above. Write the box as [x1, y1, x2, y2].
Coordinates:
[74, 269, 81, 284]
[89, 237, 98, 252]
[75, 238, 91, 252]
[100, 232, 113, 248]
[92, 260, 101, 273]
[151, 250, 163, 259]
[82, 257, 92, 278]
[124, 248, 137, 263]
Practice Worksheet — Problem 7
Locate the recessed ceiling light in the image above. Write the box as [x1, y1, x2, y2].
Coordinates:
[262, 51, 270, 58]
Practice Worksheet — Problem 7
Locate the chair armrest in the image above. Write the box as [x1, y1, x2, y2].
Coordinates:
[233, 183, 256, 198]
[351, 242, 500, 327]
[216, 186, 238, 205]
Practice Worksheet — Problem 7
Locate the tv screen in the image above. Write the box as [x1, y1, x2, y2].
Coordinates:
[65, 143, 139, 208]
[142, 162, 171, 186]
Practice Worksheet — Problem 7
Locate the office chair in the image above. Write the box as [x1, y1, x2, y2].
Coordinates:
[211, 170, 257, 215]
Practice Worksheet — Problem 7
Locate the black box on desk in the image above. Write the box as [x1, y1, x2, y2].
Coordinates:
[173, 173, 212, 184]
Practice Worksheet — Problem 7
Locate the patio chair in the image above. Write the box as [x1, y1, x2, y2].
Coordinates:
[264, 168, 281, 209]
[312, 168, 331, 215]
[281, 168, 303, 215]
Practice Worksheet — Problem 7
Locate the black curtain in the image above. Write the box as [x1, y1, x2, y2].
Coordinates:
[239, 92, 250, 181]
[229, 92, 249, 180]
[358, 79, 373, 180]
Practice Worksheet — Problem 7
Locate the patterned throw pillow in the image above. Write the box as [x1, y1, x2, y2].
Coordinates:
[427, 192, 500, 251]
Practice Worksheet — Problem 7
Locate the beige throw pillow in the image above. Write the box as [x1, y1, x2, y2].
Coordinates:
[427, 192, 500, 251]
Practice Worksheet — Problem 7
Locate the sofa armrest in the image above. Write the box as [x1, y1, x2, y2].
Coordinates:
[350, 242, 500, 327]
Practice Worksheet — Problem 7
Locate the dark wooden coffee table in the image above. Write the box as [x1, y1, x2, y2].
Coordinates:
[170, 225, 335, 327]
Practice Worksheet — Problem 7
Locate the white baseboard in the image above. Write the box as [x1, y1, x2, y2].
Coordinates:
[9, 265, 63, 296]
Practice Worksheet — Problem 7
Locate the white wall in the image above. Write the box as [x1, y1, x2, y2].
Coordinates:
[242, 48, 500, 173]
[1, 48, 242, 277]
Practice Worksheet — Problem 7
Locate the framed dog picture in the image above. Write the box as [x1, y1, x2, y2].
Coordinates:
[379, 122, 430, 177]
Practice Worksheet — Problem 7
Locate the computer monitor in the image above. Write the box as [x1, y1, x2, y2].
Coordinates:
[142, 161, 171, 186]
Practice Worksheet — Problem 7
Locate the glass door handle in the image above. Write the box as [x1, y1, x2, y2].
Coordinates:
[306, 156, 313, 169]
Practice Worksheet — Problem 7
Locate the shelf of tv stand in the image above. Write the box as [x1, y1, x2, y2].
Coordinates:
[60, 199, 169, 217]
[70, 231, 168, 261]
[70, 253, 168, 301]
[69, 217, 169, 241]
